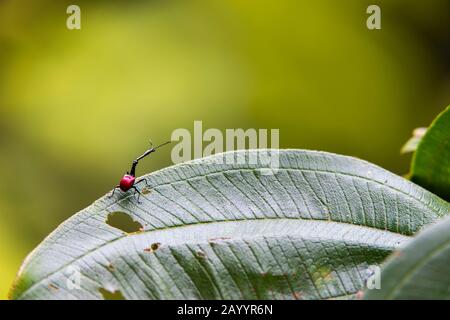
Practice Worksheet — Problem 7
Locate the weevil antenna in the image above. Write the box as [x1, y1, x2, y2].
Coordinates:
[129, 140, 172, 176]
[153, 140, 171, 150]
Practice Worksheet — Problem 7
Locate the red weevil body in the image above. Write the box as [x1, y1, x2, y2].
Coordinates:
[119, 174, 136, 192]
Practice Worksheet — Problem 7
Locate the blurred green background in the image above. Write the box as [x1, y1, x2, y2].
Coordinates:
[0, 0, 449, 299]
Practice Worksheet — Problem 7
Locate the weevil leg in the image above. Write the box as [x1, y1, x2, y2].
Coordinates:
[135, 179, 150, 194]
[135, 179, 149, 187]
[132, 186, 142, 203]
[108, 186, 120, 198]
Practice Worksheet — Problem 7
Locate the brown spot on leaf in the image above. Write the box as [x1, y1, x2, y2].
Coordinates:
[144, 242, 161, 253]
[48, 284, 59, 291]
[392, 250, 403, 258]
[293, 291, 302, 300]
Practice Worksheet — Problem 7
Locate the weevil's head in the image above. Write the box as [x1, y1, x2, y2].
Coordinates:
[119, 174, 135, 191]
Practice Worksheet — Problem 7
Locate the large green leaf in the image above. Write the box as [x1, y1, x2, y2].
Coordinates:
[10, 150, 449, 300]
[410, 106, 450, 200]
[364, 215, 450, 300]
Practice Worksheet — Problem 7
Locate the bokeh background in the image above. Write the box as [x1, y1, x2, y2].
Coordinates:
[0, 0, 449, 299]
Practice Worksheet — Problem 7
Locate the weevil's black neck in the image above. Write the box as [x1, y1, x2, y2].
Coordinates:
[129, 160, 138, 177]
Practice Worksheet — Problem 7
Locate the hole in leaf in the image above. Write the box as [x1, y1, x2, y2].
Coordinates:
[99, 288, 126, 300]
[144, 242, 161, 253]
[106, 211, 143, 233]
[141, 187, 151, 195]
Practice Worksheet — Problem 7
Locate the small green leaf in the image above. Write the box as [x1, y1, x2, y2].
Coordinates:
[10, 150, 449, 300]
[410, 106, 450, 200]
[364, 215, 450, 300]
[400, 127, 427, 154]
